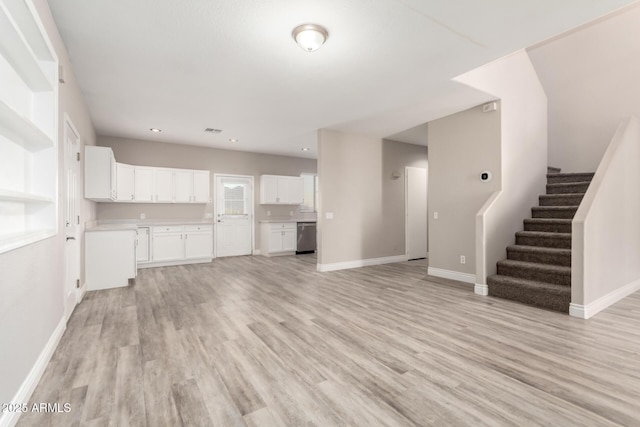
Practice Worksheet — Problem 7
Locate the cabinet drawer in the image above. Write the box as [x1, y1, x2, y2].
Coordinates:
[269, 222, 296, 230]
[184, 224, 213, 233]
[152, 225, 184, 233]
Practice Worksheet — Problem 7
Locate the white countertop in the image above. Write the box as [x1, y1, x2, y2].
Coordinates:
[258, 219, 317, 224]
[86, 219, 214, 231]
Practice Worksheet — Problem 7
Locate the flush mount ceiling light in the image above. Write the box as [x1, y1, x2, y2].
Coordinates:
[292, 24, 328, 52]
[301, 147, 310, 152]
[149, 128, 161, 133]
[228, 138, 238, 143]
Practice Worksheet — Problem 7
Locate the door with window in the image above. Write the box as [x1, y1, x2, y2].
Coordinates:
[64, 118, 81, 321]
[215, 175, 253, 257]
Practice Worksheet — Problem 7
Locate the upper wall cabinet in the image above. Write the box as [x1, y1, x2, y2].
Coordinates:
[84, 147, 211, 204]
[259, 175, 304, 205]
[0, 0, 58, 254]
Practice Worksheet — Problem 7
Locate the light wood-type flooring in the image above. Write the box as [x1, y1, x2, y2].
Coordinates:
[17, 255, 640, 426]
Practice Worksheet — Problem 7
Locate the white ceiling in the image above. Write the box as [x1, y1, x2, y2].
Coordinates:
[48, 0, 636, 158]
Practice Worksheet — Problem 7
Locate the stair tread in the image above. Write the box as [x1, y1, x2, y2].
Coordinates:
[547, 181, 592, 187]
[488, 274, 571, 293]
[547, 172, 594, 178]
[532, 206, 579, 210]
[507, 245, 571, 254]
[497, 259, 571, 274]
[524, 218, 572, 223]
[540, 193, 585, 198]
[516, 231, 571, 238]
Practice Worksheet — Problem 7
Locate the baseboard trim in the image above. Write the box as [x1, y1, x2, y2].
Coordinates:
[137, 258, 213, 269]
[252, 249, 261, 256]
[317, 255, 408, 272]
[570, 277, 640, 319]
[474, 283, 489, 296]
[428, 267, 475, 284]
[0, 317, 66, 427]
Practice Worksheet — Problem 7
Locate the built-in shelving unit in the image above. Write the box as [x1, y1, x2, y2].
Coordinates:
[0, 0, 58, 254]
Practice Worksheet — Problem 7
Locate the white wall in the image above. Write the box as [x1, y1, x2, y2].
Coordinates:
[427, 103, 501, 277]
[528, 3, 640, 173]
[317, 130, 427, 269]
[571, 116, 640, 318]
[454, 50, 547, 292]
[0, 0, 96, 412]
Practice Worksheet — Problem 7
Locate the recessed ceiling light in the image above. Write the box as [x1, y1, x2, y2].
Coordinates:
[149, 128, 161, 133]
[229, 138, 238, 143]
[292, 24, 328, 52]
[301, 147, 310, 152]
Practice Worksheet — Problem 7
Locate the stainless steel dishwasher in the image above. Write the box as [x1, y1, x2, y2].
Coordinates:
[296, 222, 316, 254]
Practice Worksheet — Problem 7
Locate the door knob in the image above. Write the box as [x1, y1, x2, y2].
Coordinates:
[66, 236, 76, 241]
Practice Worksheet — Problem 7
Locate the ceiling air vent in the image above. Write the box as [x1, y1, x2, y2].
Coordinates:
[204, 128, 223, 133]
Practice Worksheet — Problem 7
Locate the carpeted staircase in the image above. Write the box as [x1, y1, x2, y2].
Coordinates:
[487, 167, 594, 313]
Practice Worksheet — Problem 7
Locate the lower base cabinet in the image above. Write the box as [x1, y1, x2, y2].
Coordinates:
[143, 224, 213, 267]
[86, 229, 137, 291]
[260, 222, 296, 256]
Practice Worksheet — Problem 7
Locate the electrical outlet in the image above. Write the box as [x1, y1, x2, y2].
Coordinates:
[267, 210, 271, 217]
[140, 213, 145, 220]
[205, 213, 213, 219]
[289, 211, 293, 216]
[460, 255, 466, 264]
[433, 212, 439, 220]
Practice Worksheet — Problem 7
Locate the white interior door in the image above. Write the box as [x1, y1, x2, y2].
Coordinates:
[64, 118, 81, 320]
[406, 166, 428, 260]
[215, 175, 253, 257]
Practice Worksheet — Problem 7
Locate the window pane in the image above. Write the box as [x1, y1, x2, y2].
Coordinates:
[301, 174, 316, 212]
[224, 183, 245, 215]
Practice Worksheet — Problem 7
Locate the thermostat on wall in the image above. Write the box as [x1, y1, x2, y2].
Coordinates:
[480, 171, 492, 182]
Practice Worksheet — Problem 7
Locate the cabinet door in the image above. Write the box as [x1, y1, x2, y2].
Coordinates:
[85, 146, 117, 201]
[136, 227, 150, 262]
[193, 171, 210, 203]
[116, 163, 135, 201]
[174, 170, 193, 203]
[285, 177, 304, 204]
[276, 177, 289, 204]
[154, 169, 173, 202]
[151, 232, 184, 261]
[185, 232, 213, 259]
[134, 167, 154, 202]
[269, 230, 283, 253]
[260, 176, 279, 204]
[282, 229, 297, 251]
[110, 151, 117, 200]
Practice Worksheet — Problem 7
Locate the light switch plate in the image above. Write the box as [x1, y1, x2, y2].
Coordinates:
[326, 212, 334, 219]
[140, 213, 145, 220]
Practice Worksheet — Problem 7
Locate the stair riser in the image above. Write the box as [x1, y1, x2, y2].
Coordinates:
[532, 208, 578, 219]
[507, 249, 571, 267]
[539, 195, 584, 206]
[547, 174, 594, 184]
[497, 264, 570, 286]
[523, 222, 572, 233]
[547, 183, 590, 194]
[488, 280, 570, 313]
[516, 235, 571, 249]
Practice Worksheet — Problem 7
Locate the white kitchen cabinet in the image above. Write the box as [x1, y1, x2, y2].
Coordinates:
[193, 171, 211, 203]
[116, 163, 135, 201]
[174, 170, 193, 203]
[134, 167, 154, 202]
[86, 228, 137, 291]
[147, 224, 213, 266]
[136, 227, 150, 263]
[260, 222, 297, 256]
[85, 146, 117, 201]
[154, 168, 173, 202]
[184, 225, 213, 259]
[0, 0, 58, 254]
[152, 226, 184, 262]
[259, 175, 304, 205]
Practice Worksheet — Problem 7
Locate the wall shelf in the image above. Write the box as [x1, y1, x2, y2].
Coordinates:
[0, 189, 53, 203]
[0, 3, 52, 92]
[0, 98, 53, 151]
[0, 0, 58, 254]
